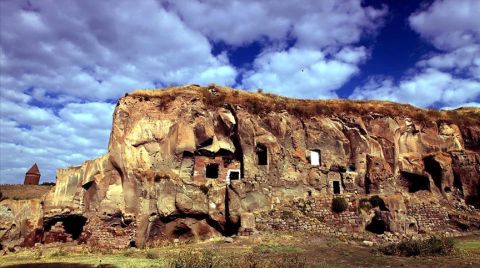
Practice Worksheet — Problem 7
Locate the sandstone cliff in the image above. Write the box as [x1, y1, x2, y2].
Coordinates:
[1, 85, 479, 249]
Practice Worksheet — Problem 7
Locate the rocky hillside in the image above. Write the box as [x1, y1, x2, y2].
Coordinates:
[1, 85, 479, 250]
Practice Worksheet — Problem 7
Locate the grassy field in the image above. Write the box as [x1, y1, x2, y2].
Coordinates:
[1, 232, 479, 268]
[0, 185, 53, 200]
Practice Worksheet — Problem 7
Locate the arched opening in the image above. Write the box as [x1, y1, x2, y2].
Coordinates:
[256, 144, 268, 166]
[400, 172, 430, 193]
[366, 213, 386, 234]
[43, 215, 87, 240]
[423, 156, 442, 191]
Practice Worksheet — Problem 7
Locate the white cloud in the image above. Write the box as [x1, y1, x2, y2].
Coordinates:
[409, 0, 480, 50]
[0, 102, 114, 184]
[351, 0, 480, 108]
[242, 48, 363, 98]
[164, 0, 386, 48]
[0, 0, 237, 103]
[165, 0, 386, 98]
[351, 69, 480, 108]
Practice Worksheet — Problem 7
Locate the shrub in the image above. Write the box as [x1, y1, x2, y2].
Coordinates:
[369, 195, 386, 210]
[331, 197, 348, 213]
[379, 236, 454, 257]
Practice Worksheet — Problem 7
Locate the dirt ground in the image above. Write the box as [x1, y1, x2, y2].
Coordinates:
[1, 232, 479, 268]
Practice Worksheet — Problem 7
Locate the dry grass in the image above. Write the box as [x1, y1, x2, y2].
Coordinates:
[127, 85, 479, 127]
[0, 185, 52, 200]
[1, 232, 480, 268]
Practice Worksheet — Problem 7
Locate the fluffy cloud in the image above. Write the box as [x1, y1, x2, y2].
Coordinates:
[351, 0, 480, 108]
[409, 0, 480, 50]
[350, 69, 480, 107]
[243, 47, 366, 98]
[0, 101, 114, 183]
[0, 0, 237, 103]
[164, 0, 386, 48]
[163, 0, 386, 98]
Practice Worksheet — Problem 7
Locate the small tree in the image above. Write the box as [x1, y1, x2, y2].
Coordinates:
[331, 197, 348, 213]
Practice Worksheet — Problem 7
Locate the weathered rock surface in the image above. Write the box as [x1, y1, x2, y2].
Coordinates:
[1, 85, 479, 249]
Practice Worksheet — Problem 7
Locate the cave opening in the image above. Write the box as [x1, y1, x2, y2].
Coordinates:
[453, 173, 464, 195]
[256, 144, 268, 166]
[400, 172, 430, 193]
[333, 181, 341, 194]
[366, 214, 386, 234]
[423, 156, 442, 191]
[206, 163, 219, 179]
[43, 215, 87, 240]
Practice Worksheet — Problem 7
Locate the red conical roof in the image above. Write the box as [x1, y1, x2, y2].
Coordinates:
[26, 163, 40, 175]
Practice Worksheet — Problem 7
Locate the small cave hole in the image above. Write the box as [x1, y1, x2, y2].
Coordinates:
[400, 172, 430, 193]
[43, 215, 87, 240]
[256, 144, 268, 165]
[423, 156, 442, 191]
[129, 240, 136, 248]
[366, 214, 386, 234]
[444, 187, 451, 192]
[333, 181, 341, 194]
[206, 163, 219, 179]
[228, 170, 240, 181]
[173, 224, 193, 238]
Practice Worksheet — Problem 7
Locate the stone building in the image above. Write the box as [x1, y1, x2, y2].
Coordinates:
[24, 163, 41, 185]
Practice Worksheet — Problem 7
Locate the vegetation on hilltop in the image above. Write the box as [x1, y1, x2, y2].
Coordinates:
[129, 84, 480, 127]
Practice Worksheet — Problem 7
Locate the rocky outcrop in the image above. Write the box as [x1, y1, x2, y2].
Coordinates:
[1, 85, 479, 249]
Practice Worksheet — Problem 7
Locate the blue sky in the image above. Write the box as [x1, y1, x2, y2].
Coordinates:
[0, 0, 479, 183]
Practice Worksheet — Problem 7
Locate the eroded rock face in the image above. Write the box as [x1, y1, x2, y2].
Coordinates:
[2, 85, 479, 249]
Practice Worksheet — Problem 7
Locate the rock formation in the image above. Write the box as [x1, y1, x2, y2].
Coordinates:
[1, 85, 479, 250]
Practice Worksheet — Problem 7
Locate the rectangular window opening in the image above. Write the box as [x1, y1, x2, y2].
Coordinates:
[228, 170, 240, 180]
[206, 163, 219, 179]
[256, 144, 268, 165]
[333, 181, 341, 194]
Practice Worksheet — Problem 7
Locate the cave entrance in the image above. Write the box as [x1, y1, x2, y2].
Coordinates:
[43, 215, 87, 240]
[400, 172, 430, 193]
[366, 214, 386, 234]
[256, 144, 268, 165]
[423, 156, 442, 191]
[206, 163, 219, 179]
[333, 181, 341, 194]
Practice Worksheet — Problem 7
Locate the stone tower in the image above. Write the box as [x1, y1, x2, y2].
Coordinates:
[24, 163, 41, 185]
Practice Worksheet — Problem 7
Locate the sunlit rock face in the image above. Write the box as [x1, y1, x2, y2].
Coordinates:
[1, 85, 479, 249]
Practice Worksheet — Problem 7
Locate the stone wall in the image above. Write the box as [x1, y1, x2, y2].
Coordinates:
[84, 216, 136, 249]
[255, 195, 364, 237]
[407, 203, 450, 232]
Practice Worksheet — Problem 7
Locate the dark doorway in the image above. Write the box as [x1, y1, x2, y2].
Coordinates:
[333, 181, 341, 194]
[229, 171, 240, 180]
[400, 172, 430, 193]
[206, 163, 219, 179]
[424, 156, 442, 191]
[43, 215, 87, 240]
[366, 213, 386, 234]
[256, 144, 268, 165]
